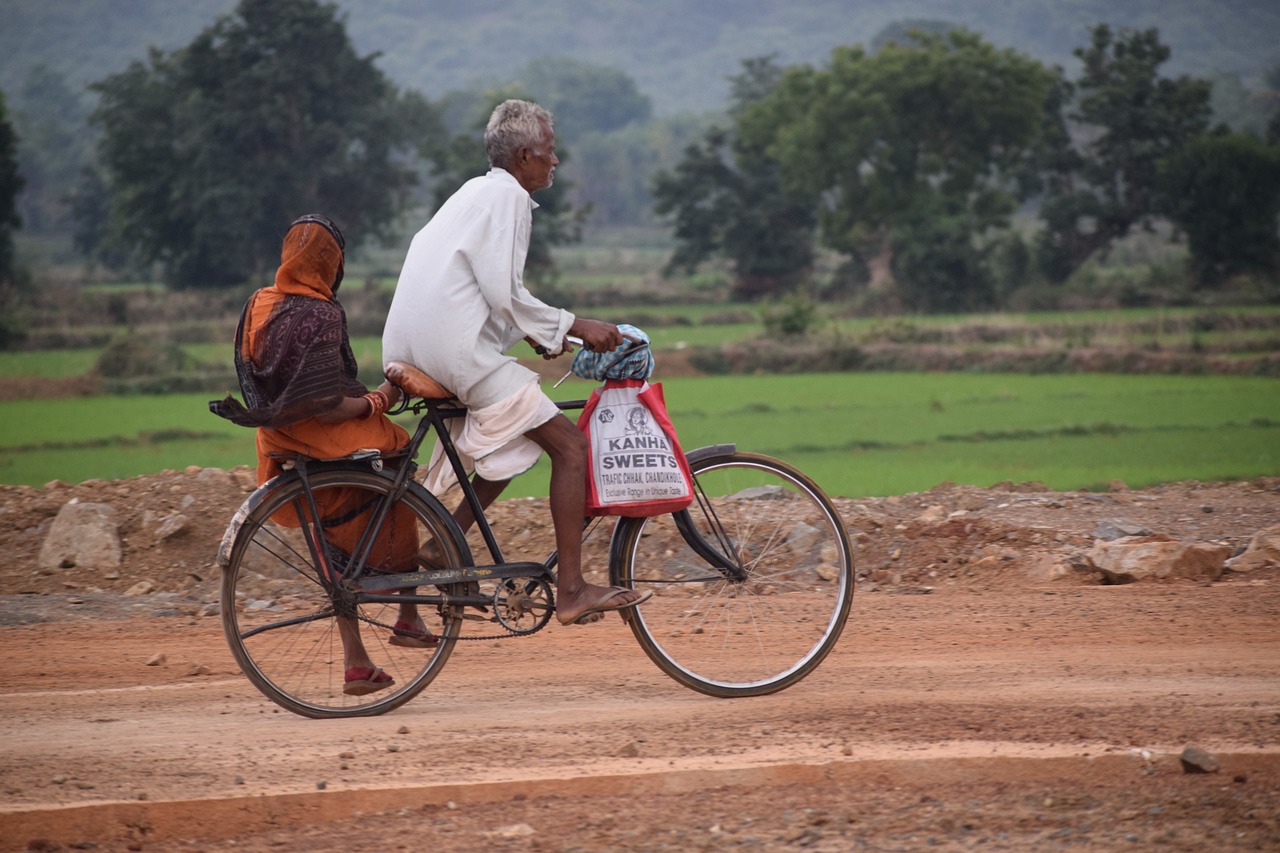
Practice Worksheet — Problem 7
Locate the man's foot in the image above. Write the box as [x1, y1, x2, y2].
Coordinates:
[556, 584, 652, 626]
[343, 666, 394, 696]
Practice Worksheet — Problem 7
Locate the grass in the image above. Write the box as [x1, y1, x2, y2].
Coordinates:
[2, 373, 1276, 498]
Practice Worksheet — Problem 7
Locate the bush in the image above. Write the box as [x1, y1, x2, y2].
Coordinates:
[95, 334, 192, 378]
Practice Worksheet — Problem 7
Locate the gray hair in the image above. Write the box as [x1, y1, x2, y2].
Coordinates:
[484, 99, 554, 169]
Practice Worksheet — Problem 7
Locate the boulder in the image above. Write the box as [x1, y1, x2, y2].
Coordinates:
[1087, 535, 1231, 583]
[1225, 524, 1280, 573]
[37, 500, 122, 572]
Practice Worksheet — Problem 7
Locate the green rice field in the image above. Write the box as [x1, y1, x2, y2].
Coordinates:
[1, 372, 1276, 498]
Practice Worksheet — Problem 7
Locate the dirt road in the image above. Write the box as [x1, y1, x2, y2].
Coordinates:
[1, 475, 1278, 851]
[1, 578, 1278, 852]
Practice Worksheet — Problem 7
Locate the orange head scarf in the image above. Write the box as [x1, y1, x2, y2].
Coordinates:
[275, 215, 346, 299]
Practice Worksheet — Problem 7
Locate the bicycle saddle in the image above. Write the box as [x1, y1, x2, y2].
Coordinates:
[384, 361, 453, 400]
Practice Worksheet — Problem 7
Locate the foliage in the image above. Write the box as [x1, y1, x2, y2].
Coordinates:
[517, 57, 653, 142]
[9, 65, 91, 236]
[742, 29, 1056, 312]
[0, 91, 20, 268]
[1036, 25, 1212, 282]
[652, 56, 817, 300]
[0, 90, 25, 348]
[82, 0, 422, 288]
[94, 334, 192, 378]
[760, 294, 819, 339]
[1159, 132, 1280, 286]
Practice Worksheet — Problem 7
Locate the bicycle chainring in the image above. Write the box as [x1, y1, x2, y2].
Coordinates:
[492, 576, 554, 635]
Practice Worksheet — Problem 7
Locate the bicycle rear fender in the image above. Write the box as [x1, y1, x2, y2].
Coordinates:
[215, 461, 466, 571]
[217, 471, 293, 569]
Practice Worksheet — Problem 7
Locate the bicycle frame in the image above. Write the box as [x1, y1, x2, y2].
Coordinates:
[254, 390, 751, 621]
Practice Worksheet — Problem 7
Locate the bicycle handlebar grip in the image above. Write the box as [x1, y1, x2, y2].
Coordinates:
[384, 361, 454, 400]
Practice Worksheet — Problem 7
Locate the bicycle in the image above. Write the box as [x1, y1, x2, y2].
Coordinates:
[217, 351, 854, 718]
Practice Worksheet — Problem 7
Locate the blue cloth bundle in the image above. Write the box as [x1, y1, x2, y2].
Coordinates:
[570, 323, 654, 381]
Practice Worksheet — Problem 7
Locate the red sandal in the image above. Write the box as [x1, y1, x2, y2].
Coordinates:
[388, 622, 440, 648]
[343, 666, 394, 695]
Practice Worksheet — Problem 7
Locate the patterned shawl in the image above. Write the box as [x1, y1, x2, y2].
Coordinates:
[210, 220, 365, 428]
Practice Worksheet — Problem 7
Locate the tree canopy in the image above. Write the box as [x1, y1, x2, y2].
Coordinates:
[83, 0, 421, 288]
[1036, 25, 1213, 282]
[1160, 132, 1280, 286]
[741, 29, 1057, 311]
[652, 57, 817, 301]
[0, 91, 22, 289]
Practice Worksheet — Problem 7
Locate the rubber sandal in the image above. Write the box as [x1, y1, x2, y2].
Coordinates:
[388, 622, 440, 648]
[343, 666, 394, 696]
[559, 587, 653, 626]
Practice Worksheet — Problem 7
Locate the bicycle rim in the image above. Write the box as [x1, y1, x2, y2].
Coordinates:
[221, 468, 465, 718]
[615, 451, 853, 697]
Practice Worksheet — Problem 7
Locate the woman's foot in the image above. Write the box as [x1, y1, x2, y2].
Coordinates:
[389, 620, 440, 648]
[343, 666, 394, 696]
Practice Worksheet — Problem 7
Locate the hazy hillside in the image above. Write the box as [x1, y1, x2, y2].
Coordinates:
[3, 0, 1277, 115]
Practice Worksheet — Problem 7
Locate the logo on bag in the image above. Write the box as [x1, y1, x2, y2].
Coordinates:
[596, 408, 615, 424]
[624, 405, 652, 436]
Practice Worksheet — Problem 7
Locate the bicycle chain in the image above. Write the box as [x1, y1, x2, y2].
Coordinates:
[356, 604, 551, 642]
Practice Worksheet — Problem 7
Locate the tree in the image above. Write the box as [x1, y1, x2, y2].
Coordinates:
[83, 0, 422, 288]
[652, 56, 817, 301]
[0, 90, 25, 348]
[11, 65, 91, 236]
[743, 30, 1057, 312]
[0, 91, 22, 289]
[1036, 25, 1212, 282]
[1159, 132, 1280, 286]
[518, 57, 652, 143]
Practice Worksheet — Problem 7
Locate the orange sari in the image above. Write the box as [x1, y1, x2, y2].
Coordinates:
[222, 220, 419, 572]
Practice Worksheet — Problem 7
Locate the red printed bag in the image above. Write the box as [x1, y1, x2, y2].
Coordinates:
[576, 379, 694, 517]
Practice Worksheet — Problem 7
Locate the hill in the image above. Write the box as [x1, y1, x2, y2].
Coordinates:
[2, 0, 1277, 116]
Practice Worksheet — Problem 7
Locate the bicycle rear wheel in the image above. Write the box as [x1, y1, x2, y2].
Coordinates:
[612, 450, 853, 697]
[221, 466, 467, 718]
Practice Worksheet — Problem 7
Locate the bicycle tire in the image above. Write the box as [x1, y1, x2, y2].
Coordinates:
[220, 465, 468, 718]
[611, 450, 854, 697]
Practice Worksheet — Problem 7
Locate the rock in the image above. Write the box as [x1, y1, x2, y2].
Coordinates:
[124, 580, 155, 596]
[153, 512, 190, 542]
[146, 653, 166, 666]
[485, 824, 535, 839]
[1024, 554, 1077, 583]
[1092, 519, 1154, 541]
[916, 505, 946, 524]
[1087, 536, 1231, 582]
[37, 500, 122, 572]
[185, 664, 211, 676]
[1179, 746, 1220, 774]
[1225, 524, 1280, 573]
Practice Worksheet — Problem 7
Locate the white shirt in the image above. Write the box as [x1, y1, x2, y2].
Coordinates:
[383, 168, 575, 409]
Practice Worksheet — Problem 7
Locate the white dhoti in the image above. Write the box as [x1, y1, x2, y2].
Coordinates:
[422, 376, 562, 497]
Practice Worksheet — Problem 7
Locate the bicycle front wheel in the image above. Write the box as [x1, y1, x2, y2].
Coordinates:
[612, 450, 853, 697]
[221, 466, 467, 718]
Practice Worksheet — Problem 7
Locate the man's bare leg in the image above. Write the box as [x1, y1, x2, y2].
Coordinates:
[525, 415, 646, 624]
[402, 474, 510, 630]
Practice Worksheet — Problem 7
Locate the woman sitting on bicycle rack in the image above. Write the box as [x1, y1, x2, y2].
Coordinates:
[211, 214, 436, 696]
[383, 99, 650, 627]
